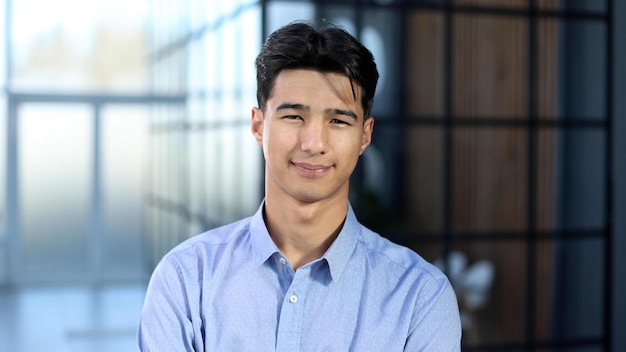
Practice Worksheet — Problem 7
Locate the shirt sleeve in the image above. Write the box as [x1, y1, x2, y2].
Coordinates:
[404, 277, 462, 351]
[137, 255, 204, 351]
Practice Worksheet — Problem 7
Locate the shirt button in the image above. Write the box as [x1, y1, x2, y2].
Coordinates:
[289, 295, 298, 303]
[279, 257, 287, 265]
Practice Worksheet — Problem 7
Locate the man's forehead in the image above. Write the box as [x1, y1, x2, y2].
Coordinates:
[269, 69, 364, 113]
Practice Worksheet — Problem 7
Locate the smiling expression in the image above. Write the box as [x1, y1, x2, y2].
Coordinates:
[251, 69, 374, 205]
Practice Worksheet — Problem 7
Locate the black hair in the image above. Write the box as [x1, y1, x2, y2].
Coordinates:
[255, 21, 379, 118]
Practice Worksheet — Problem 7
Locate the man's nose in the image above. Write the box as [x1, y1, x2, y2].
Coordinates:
[299, 120, 328, 155]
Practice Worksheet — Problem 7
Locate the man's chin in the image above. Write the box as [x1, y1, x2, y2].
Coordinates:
[290, 187, 346, 205]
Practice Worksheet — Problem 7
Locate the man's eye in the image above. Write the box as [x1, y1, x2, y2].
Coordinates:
[331, 118, 350, 125]
[284, 115, 302, 120]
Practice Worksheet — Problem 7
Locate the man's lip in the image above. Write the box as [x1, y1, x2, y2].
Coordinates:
[292, 162, 332, 174]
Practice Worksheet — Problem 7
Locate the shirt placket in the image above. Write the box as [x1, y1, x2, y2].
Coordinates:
[275, 260, 311, 352]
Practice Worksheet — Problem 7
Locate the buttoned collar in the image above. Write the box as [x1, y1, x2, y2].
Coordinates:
[249, 201, 280, 268]
[248, 200, 360, 282]
[321, 204, 360, 282]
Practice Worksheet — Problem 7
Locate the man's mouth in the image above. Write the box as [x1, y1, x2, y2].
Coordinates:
[291, 162, 332, 176]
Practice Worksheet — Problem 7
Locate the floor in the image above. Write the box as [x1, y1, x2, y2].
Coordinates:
[0, 283, 147, 352]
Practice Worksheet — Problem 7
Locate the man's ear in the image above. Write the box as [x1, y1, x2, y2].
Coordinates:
[251, 107, 264, 147]
[360, 116, 374, 155]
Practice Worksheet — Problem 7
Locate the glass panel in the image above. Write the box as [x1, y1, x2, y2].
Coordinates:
[454, 0, 527, 8]
[169, 0, 189, 41]
[239, 6, 262, 95]
[220, 0, 239, 19]
[200, 6, 262, 227]
[220, 21, 239, 106]
[553, 238, 605, 340]
[239, 124, 263, 216]
[162, 51, 185, 93]
[203, 120, 220, 225]
[187, 40, 206, 94]
[101, 105, 148, 280]
[557, 0, 606, 12]
[0, 0, 5, 84]
[18, 104, 93, 281]
[205, 31, 219, 94]
[0, 0, 4, 256]
[146, 102, 191, 255]
[150, 0, 178, 87]
[11, 0, 148, 92]
[363, 8, 402, 117]
[220, 126, 241, 223]
[560, 19, 607, 120]
[266, 1, 315, 35]
[559, 129, 606, 229]
[188, 0, 206, 31]
[0, 96, 6, 284]
[353, 123, 405, 238]
[205, 121, 262, 226]
[0, 285, 145, 351]
[206, 0, 235, 23]
[195, 116, 262, 229]
[188, 119, 205, 226]
[0, 97, 5, 231]
[319, 5, 356, 34]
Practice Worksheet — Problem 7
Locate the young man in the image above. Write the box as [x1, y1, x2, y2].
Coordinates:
[138, 22, 461, 351]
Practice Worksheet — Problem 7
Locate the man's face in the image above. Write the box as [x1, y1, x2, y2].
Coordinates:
[251, 69, 374, 205]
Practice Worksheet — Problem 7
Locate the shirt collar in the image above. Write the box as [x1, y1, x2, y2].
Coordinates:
[249, 201, 281, 268]
[248, 200, 361, 282]
[321, 204, 360, 282]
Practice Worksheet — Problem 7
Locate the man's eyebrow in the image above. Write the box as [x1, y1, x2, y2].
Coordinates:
[326, 108, 358, 120]
[275, 103, 358, 120]
[276, 102, 310, 112]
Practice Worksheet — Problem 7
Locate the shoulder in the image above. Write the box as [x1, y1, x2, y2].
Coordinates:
[175, 217, 252, 249]
[357, 227, 461, 340]
[157, 216, 253, 272]
[357, 226, 448, 283]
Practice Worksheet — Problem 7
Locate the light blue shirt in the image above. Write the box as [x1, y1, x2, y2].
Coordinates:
[138, 203, 461, 351]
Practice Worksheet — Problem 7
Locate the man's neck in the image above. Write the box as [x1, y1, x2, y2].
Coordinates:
[263, 194, 348, 270]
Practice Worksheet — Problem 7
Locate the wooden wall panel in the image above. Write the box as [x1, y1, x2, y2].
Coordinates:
[405, 12, 445, 233]
[405, 2, 558, 344]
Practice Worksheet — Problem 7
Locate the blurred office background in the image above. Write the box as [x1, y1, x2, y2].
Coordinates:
[0, 0, 624, 351]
